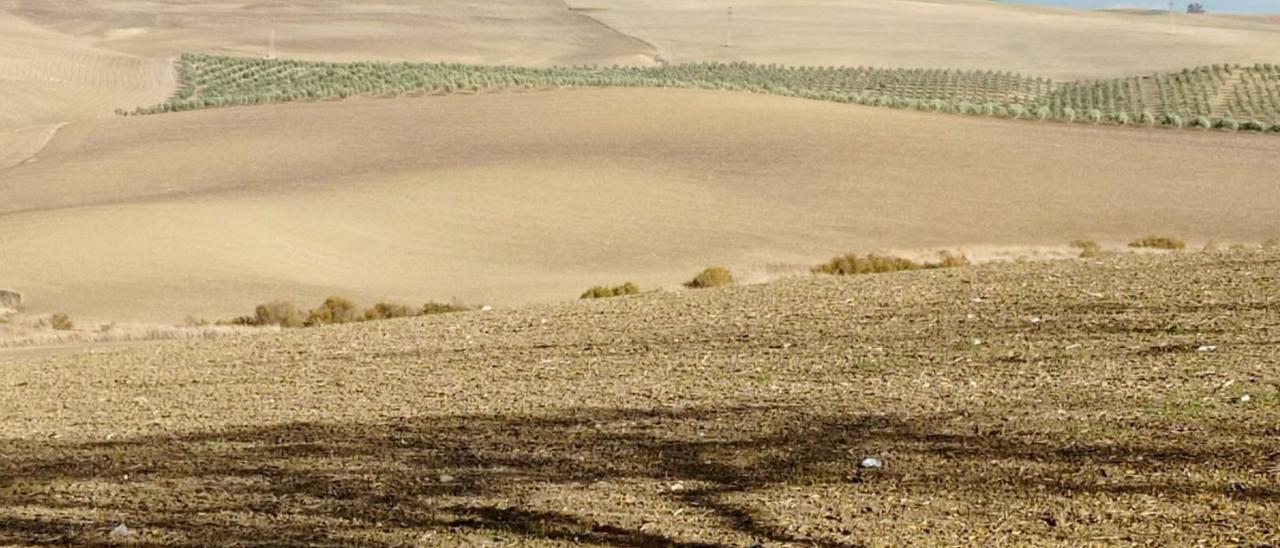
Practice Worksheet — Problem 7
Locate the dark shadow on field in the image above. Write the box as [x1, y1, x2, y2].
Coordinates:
[0, 406, 1275, 547]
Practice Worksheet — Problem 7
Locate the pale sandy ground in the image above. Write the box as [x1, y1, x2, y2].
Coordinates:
[0, 0, 658, 66]
[0, 12, 173, 168]
[2, 89, 1276, 323]
[575, 0, 1280, 80]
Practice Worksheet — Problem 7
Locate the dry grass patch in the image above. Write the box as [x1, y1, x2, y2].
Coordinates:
[1129, 236, 1187, 250]
[685, 267, 734, 289]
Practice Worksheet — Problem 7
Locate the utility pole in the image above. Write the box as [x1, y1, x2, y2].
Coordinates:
[1167, 1, 1175, 34]
[725, 6, 733, 48]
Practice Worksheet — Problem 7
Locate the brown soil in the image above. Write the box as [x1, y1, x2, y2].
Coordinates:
[2, 250, 1277, 546]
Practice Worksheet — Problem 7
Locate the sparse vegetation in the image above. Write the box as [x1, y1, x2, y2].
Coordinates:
[1129, 235, 1187, 250]
[254, 301, 306, 328]
[363, 302, 417, 321]
[929, 250, 971, 268]
[814, 250, 971, 276]
[814, 253, 922, 275]
[580, 282, 641, 299]
[128, 55, 1280, 134]
[1070, 239, 1103, 258]
[421, 301, 473, 316]
[223, 296, 475, 329]
[49, 313, 74, 331]
[685, 267, 734, 289]
[305, 296, 361, 326]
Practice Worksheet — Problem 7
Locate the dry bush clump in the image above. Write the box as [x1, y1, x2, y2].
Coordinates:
[49, 313, 74, 331]
[223, 297, 475, 329]
[929, 250, 971, 268]
[363, 302, 416, 321]
[421, 301, 472, 316]
[581, 282, 641, 299]
[254, 301, 305, 328]
[306, 296, 361, 326]
[1129, 236, 1186, 250]
[813, 254, 922, 276]
[685, 267, 734, 289]
[1263, 238, 1279, 250]
[1070, 239, 1103, 258]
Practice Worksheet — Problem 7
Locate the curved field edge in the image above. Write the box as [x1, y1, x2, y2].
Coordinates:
[130, 54, 1280, 133]
[1, 250, 1276, 545]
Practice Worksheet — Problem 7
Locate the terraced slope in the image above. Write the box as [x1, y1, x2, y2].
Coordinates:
[2, 250, 1277, 545]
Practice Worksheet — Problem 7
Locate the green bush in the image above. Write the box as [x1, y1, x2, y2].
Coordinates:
[685, 267, 734, 288]
[580, 282, 641, 299]
[254, 301, 306, 328]
[306, 296, 361, 326]
[50, 313, 74, 331]
[1128, 236, 1186, 250]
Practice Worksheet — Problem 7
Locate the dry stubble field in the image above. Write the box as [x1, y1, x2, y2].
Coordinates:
[1, 250, 1278, 545]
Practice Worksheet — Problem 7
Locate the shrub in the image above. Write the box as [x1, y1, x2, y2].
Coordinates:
[1240, 119, 1266, 132]
[306, 296, 361, 326]
[50, 313, 74, 331]
[1262, 238, 1279, 249]
[685, 267, 734, 288]
[1128, 236, 1186, 250]
[421, 301, 471, 315]
[1070, 239, 1103, 258]
[813, 254, 921, 275]
[580, 282, 641, 299]
[363, 302, 416, 321]
[1140, 110, 1155, 127]
[254, 301, 305, 327]
[928, 250, 971, 268]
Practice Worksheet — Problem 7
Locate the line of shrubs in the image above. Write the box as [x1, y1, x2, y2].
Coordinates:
[220, 296, 473, 328]
[812, 251, 970, 276]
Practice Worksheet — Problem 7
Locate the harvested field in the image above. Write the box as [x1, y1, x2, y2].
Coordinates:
[0, 12, 172, 168]
[2, 250, 1277, 545]
[2, 89, 1278, 323]
[0, 0, 657, 67]
[578, 0, 1280, 80]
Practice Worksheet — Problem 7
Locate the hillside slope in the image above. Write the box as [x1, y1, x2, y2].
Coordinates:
[2, 89, 1278, 322]
[577, 0, 1280, 80]
[2, 250, 1277, 545]
[0, 12, 172, 168]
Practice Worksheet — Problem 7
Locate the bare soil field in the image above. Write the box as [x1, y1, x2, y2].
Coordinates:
[2, 89, 1277, 323]
[0, 0, 657, 67]
[1, 250, 1277, 545]
[576, 0, 1280, 80]
[0, 12, 172, 168]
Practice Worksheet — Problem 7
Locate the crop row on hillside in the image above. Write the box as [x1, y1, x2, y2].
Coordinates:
[126, 54, 1280, 132]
